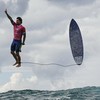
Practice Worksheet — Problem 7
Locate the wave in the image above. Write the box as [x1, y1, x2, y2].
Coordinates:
[0, 86, 100, 100]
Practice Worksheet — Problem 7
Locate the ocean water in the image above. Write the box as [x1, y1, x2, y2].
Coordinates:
[0, 86, 100, 100]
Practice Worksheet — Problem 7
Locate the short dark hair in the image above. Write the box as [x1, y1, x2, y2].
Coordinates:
[17, 17, 22, 24]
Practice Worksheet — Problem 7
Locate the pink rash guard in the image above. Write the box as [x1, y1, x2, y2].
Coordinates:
[13, 22, 26, 40]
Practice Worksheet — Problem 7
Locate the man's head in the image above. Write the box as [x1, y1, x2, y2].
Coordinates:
[16, 17, 22, 25]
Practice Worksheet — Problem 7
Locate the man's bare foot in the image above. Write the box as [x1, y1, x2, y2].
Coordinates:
[16, 63, 21, 67]
[13, 62, 18, 66]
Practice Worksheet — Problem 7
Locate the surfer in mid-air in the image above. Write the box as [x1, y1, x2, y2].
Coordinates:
[5, 9, 26, 67]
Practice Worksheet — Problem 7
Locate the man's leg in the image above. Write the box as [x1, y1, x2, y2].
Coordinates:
[16, 52, 21, 67]
[11, 51, 18, 66]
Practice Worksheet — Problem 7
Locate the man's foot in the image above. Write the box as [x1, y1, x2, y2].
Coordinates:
[13, 62, 18, 66]
[16, 62, 21, 67]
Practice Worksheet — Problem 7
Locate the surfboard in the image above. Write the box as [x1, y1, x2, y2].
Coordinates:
[69, 19, 84, 65]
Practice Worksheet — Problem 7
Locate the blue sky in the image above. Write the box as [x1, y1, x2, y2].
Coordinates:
[0, 0, 100, 92]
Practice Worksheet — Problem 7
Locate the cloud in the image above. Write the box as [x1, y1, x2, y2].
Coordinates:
[24, 0, 67, 31]
[0, 73, 38, 92]
[7, 0, 30, 16]
[0, 1, 6, 18]
[0, 0, 30, 19]
[48, 0, 95, 6]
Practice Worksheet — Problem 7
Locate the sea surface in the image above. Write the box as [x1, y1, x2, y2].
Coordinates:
[0, 86, 100, 100]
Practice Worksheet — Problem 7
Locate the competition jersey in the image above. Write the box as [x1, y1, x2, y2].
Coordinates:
[13, 22, 26, 40]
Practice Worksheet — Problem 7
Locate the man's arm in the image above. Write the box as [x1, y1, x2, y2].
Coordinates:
[5, 9, 14, 25]
[22, 32, 26, 45]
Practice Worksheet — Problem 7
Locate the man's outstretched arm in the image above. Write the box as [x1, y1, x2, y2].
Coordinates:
[5, 9, 14, 25]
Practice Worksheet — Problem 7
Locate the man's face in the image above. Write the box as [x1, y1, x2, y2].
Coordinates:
[16, 19, 21, 25]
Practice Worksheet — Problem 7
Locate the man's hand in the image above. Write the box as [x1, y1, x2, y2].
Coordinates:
[22, 42, 25, 45]
[5, 9, 7, 14]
